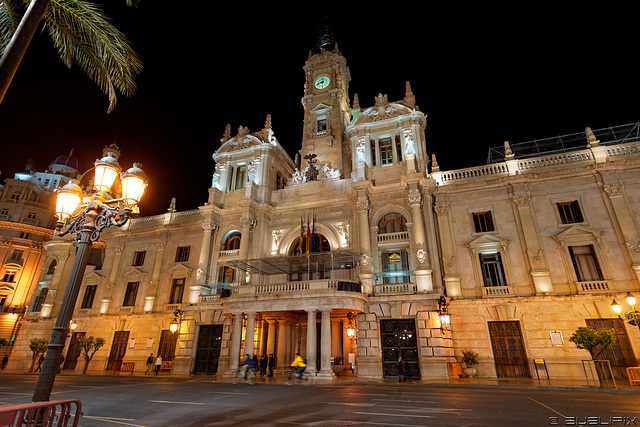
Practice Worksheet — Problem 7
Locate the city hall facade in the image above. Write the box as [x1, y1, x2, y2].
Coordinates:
[6, 44, 640, 382]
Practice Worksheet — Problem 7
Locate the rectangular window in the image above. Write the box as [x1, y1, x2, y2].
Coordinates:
[31, 288, 48, 312]
[132, 251, 146, 266]
[379, 138, 393, 165]
[234, 165, 247, 191]
[395, 134, 403, 162]
[557, 201, 584, 224]
[218, 266, 235, 284]
[370, 140, 377, 166]
[276, 172, 283, 190]
[170, 278, 185, 304]
[81, 285, 97, 309]
[569, 245, 603, 281]
[473, 211, 495, 233]
[381, 250, 409, 284]
[2, 271, 16, 283]
[175, 246, 190, 263]
[316, 118, 327, 132]
[480, 252, 507, 287]
[123, 282, 139, 307]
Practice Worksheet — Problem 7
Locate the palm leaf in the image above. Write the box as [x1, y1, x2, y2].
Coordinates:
[41, 0, 142, 112]
[0, 0, 22, 54]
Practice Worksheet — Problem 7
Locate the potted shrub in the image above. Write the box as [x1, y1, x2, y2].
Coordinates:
[461, 349, 479, 378]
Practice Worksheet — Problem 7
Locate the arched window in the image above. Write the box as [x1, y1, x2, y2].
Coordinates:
[46, 260, 57, 275]
[223, 232, 241, 250]
[378, 213, 407, 234]
[289, 234, 330, 256]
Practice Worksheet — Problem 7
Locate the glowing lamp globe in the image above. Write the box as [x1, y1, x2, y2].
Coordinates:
[611, 300, 622, 315]
[93, 152, 121, 192]
[120, 163, 148, 206]
[55, 182, 83, 220]
[626, 293, 636, 307]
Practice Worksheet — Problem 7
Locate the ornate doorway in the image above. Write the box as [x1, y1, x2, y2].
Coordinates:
[488, 321, 530, 378]
[194, 325, 223, 374]
[380, 319, 420, 379]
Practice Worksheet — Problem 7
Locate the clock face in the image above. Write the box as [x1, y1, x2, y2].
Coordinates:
[314, 75, 330, 90]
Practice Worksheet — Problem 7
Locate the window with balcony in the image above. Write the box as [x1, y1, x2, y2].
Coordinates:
[169, 278, 185, 304]
[31, 288, 48, 312]
[123, 282, 139, 306]
[81, 285, 97, 309]
[132, 251, 146, 266]
[218, 266, 235, 284]
[223, 233, 241, 251]
[234, 165, 247, 191]
[175, 246, 190, 263]
[479, 252, 507, 287]
[379, 138, 393, 165]
[378, 213, 407, 234]
[316, 118, 327, 132]
[381, 250, 409, 284]
[370, 140, 377, 166]
[473, 211, 495, 233]
[557, 201, 584, 224]
[569, 245, 603, 282]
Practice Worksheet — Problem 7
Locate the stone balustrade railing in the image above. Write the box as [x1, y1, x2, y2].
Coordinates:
[576, 280, 611, 293]
[483, 286, 513, 297]
[233, 279, 362, 296]
[373, 283, 416, 295]
[377, 231, 410, 242]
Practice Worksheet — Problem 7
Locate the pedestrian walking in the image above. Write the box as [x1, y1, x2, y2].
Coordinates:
[145, 353, 154, 375]
[2, 355, 8, 370]
[154, 355, 162, 375]
[35, 354, 45, 372]
[268, 354, 275, 377]
[260, 354, 268, 376]
[397, 356, 406, 382]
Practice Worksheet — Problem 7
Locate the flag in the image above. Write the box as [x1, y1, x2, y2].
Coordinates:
[311, 212, 316, 253]
[300, 214, 304, 259]
[306, 214, 310, 254]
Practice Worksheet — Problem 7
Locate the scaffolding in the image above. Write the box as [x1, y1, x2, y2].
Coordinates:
[486, 122, 640, 164]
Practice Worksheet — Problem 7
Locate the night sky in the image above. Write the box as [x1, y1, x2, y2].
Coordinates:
[0, 5, 637, 216]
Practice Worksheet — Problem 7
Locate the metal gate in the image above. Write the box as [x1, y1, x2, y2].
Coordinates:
[380, 319, 420, 379]
[106, 331, 129, 371]
[193, 325, 223, 374]
[488, 321, 531, 378]
[586, 318, 637, 379]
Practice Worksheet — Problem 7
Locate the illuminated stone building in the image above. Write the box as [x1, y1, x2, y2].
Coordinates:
[10, 42, 640, 382]
[0, 153, 80, 361]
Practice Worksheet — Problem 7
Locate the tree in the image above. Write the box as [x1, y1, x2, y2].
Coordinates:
[28, 337, 49, 373]
[569, 326, 617, 385]
[77, 336, 105, 375]
[0, 0, 142, 112]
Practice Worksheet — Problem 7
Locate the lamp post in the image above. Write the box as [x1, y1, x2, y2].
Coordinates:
[32, 151, 148, 402]
[611, 293, 639, 331]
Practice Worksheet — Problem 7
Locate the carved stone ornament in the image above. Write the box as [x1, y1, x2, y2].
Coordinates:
[603, 183, 624, 198]
[416, 249, 428, 264]
[356, 197, 370, 213]
[512, 194, 531, 207]
[434, 204, 450, 217]
[360, 253, 372, 267]
[407, 190, 422, 207]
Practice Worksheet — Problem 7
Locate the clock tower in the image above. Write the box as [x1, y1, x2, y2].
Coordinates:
[299, 41, 352, 179]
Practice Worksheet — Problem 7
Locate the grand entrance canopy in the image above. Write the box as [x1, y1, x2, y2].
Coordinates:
[223, 250, 363, 282]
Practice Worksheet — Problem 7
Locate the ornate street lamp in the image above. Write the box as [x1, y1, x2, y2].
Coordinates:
[32, 151, 148, 402]
[169, 309, 183, 334]
[346, 312, 356, 338]
[611, 293, 639, 330]
[437, 296, 451, 330]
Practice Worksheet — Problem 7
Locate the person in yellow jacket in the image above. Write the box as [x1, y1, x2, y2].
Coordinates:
[291, 352, 306, 380]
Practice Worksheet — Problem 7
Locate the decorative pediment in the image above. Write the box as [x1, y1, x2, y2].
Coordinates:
[466, 234, 511, 254]
[84, 271, 106, 286]
[121, 267, 148, 282]
[166, 263, 193, 279]
[552, 225, 603, 248]
[353, 93, 414, 125]
[217, 126, 265, 154]
[311, 103, 332, 114]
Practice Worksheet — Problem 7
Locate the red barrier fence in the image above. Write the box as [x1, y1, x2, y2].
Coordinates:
[0, 399, 82, 427]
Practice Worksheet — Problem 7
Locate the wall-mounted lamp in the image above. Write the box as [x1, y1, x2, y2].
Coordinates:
[346, 311, 356, 338]
[169, 309, 183, 334]
[437, 296, 451, 330]
[612, 293, 639, 330]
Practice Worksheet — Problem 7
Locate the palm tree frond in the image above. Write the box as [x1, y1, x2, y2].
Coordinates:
[0, 0, 23, 55]
[42, 0, 142, 112]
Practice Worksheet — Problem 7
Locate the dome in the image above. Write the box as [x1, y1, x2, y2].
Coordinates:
[51, 154, 79, 170]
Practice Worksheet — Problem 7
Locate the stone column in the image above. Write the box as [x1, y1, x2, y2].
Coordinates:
[276, 320, 289, 370]
[197, 222, 217, 284]
[266, 319, 276, 356]
[408, 188, 433, 292]
[244, 312, 256, 357]
[318, 309, 335, 378]
[356, 193, 373, 295]
[305, 309, 317, 374]
[229, 313, 243, 371]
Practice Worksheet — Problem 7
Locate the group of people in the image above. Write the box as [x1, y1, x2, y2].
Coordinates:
[239, 353, 276, 379]
[145, 353, 163, 375]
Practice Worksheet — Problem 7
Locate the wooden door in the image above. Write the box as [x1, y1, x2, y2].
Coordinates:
[158, 330, 178, 362]
[586, 318, 637, 379]
[106, 331, 129, 371]
[193, 325, 223, 374]
[63, 332, 85, 370]
[380, 319, 420, 379]
[488, 321, 530, 378]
